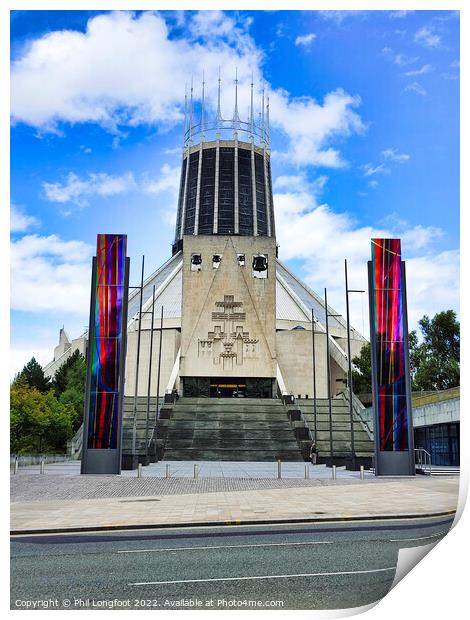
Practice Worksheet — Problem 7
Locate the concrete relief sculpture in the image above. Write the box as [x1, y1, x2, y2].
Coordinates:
[198, 295, 259, 369]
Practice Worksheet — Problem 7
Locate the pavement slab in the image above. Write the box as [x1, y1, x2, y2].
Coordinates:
[10, 476, 459, 534]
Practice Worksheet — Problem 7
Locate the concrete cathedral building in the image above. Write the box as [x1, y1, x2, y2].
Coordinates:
[45, 77, 373, 466]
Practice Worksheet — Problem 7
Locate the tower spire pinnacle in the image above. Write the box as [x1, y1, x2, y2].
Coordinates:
[200, 71, 205, 142]
[216, 67, 221, 138]
[250, 73, 254, 140]
[233, 67, 240, 138]
[266, 91, 270, 150]
[183, 84, 188, 147]
[189, 77, 194, 146]
[261, 86, 265, 146]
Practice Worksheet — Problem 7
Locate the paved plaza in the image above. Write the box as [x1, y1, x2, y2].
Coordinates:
[11, 460, 374, 480]
[10, 460, 459, 534]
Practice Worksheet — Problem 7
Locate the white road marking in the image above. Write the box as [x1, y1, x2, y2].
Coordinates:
[118, 540, 334, 554]
[129, 566, 396, 586]
[389, 532, 447, 543]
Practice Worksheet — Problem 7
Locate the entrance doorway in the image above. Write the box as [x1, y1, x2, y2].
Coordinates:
[182, 377, 274, 398]
[210, 379, 246, 398]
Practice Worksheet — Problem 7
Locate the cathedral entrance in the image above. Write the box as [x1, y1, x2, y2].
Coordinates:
[210, 379, 246, 398]
[182, 377, 274, 398]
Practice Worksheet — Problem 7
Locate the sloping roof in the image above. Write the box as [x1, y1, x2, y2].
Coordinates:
[127, 251, 183, 320]
[45, 252, 364, 374]
[276, 278, 310, 322]
[275, 260, 346, 331]
[128, 254, 360, 335]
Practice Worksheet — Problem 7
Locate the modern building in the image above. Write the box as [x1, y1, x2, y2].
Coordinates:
[46, 78, 373, 466]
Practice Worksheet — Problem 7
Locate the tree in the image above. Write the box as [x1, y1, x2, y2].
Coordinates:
[411, 310, 460, 391]
[351, 309, 460, 397]
[14, 357, 50, 392]
[10, 379, 75, 454]
[57, 352, 86, 431]
[351, 342, 372, 394]
[51, 349, 83, 395]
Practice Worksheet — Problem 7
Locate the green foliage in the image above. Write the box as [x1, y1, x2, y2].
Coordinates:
[13, 357, 50, 392]
[10, 380, 74, 453]
[411, 310, 460, 391]
[58, 352, 86, 431]
[351, 310, 460, 397]
[10, 350, 86, 453]
[51, 349, 83, 395]
[351, 341, 372, 394]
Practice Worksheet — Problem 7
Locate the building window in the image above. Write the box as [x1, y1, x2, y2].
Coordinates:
[191, 253, 202, 272]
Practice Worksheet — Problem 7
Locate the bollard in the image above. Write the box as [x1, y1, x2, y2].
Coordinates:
[137, 463, 142, 478]
[304, 464, 309, 480]
[277, 460, 282, 479]
[194, 464, 198, 480]
[40, 460, 45, 475]
[166, 464, 170, 479]
[14, 457, 19, 475]
[360, 465, 364, 480]
[332, 465, 336, 480]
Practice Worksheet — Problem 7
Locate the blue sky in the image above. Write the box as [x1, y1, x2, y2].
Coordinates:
[10, 9, 460, 374]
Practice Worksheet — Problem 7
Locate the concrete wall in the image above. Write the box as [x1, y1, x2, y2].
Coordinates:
[412, 398, 460, 428]
[180, 235, 277, 379]
[124, 323, 180, 397]
[276, 330, 329, 398]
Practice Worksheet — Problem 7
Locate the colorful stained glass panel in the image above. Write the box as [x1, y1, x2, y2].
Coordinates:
[87, 234, 127, 449]
[371, 238, 409, 451]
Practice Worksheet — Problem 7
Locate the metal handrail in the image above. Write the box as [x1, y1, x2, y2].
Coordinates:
[67, 424, 83, 460]
[342, 390, 374, 439]
[414, 447, 432, 475]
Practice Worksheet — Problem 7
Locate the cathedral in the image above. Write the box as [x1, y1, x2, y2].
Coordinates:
[44, 77, 372, 467]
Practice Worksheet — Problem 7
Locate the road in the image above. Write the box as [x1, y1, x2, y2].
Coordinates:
[11, 516, 453, 610]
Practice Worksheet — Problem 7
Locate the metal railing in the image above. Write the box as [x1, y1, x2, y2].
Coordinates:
[415, 447, 432, 475]
[10, 453, 72, 468]
[67, 424, 83, 460]
[341, 390, 374, 439]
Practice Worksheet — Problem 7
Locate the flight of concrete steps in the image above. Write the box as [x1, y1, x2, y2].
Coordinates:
[159, 397, 304, 462]
[122, 396, 161, 466]
[415, 465, 460, 476]
[296, 397, 374, 465]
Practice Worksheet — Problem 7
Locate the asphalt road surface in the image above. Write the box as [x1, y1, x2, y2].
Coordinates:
[11, 516, 454, 610]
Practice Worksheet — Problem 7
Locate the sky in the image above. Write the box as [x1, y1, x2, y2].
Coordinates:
[10, 9, 460, 376]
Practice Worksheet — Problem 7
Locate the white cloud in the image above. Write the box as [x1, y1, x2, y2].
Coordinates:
[11, 11, 365, 169]
[368, 180, 379, 189]
[382, 47, 419, 66]
[318, 11, 367, 25]
[295, 33, 317, 47]
[42, 165, 181, 220]
[143, 164, 180, 195]
[403, 64, 432, 77]
[43, 172, 136, 207]
[404, 82, 427, 96]
[382, 148, 410, 163]
[10, 11, 260, 131]
[270, 89, 365, 167]
[414, 26, 441, 49]
[274, 185, 458, 333]
[11, 234, 93, 314]
[362, 163, 390, 177]
[142, 164, 181, 226]
[10, 204, 39, 232]
[10, 340, 57, 378]
[389, 11, 414, 19]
